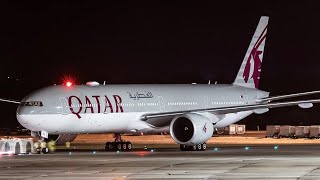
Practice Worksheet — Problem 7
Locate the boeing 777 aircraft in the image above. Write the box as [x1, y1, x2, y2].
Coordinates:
[2, 16, 320, 151]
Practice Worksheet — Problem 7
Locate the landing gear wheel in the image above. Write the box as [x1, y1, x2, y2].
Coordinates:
[180, 144, 187, 151]
[122, 143, 127, 150]
[116, 142, 122, 151]
[202, 143, 207, 151]
[127, 142, 132, 150]
[42, 147, 49, 154]
[180, 143, 207, 151]
[105, 142, 111, 151]
[192, 145, 197, 151]
[197, 144, 202, 151]
[105, 134, 133, 152]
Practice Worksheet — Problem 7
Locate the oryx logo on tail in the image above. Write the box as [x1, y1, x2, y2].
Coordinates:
[233, 16, 269, 89]
[243, 26, 267, 88]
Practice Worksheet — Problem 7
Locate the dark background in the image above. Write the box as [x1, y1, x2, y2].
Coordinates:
[1, 1, 320, 130]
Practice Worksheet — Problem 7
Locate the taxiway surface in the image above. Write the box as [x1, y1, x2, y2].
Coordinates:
[2, 145, 320, 179]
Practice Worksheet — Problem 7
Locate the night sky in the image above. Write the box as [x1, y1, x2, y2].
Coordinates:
[1, 1, 320, 130]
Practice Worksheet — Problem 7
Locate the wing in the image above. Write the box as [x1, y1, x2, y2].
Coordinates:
[255, 90, 320, 103]
[0, 98, 20, 104]
[141, 99, 320, 120]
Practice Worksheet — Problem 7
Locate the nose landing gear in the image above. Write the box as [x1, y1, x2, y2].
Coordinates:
[105, 133, 132, 151]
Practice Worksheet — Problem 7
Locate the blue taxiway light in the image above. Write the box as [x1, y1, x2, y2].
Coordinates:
[213, 148, 220, 151]
[244, 146, 251, 150]
[274, 146, 279, 150]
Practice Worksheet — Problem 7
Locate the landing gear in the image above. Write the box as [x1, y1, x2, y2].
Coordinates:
[105, 133, 132, 151]
[180, 143, 207, 151]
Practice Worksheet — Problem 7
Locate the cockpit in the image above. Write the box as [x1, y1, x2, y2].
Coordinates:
[19, 101, 43, 107]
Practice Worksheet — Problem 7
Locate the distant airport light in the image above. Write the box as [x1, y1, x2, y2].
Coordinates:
[244, 146, 251, 150]
[274, 146, 279, 150]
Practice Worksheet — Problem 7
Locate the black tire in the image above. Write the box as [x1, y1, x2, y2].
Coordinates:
[127, 142, 132, 151]
[122, 143, 127, 151]
[116, 142, 122, 151]
[197, 144, 202, 151]
[192, 145, 197, 151]
[180, 144, 186, 151]
[37, 148, 41, 154]
[42, 148, 49, 154]
[202, 143, 207, 151]
[105, 142, 110, 151]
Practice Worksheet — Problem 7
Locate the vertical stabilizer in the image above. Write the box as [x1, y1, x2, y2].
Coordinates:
[233, 16, 269, 89]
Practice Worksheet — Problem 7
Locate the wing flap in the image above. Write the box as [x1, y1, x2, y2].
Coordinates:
[256, 90, 320, 103]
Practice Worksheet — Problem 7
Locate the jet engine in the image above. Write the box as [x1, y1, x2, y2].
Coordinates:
[47, 134, 77, 145]
[169, 113, 213, 145]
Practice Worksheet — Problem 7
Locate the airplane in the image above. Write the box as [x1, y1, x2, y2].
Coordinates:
[2, 16, 320, 151]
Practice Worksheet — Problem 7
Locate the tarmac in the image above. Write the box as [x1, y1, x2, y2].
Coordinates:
[2, 145, 320, 179]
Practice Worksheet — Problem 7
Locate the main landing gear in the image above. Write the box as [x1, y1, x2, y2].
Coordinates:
[105, 133, 132, 151]
[180, 143, 207, 151]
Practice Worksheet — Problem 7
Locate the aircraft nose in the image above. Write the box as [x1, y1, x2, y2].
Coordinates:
[16, 107, 44, 132]
[16, 113, 29, 125]
[16, 97, 44, 131]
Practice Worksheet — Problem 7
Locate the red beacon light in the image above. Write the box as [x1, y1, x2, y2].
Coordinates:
[66, 81, 73, 87]
[61, 75, 76, 88]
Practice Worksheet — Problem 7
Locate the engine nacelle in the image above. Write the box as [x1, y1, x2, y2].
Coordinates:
[48, 134, 77, 145]
[170, 113, 214, 145]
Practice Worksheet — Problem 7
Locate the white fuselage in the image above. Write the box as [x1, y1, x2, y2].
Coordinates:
[16, 84, 269, 134]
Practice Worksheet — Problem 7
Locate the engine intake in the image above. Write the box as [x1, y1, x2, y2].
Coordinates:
[170, 113, 213, 145]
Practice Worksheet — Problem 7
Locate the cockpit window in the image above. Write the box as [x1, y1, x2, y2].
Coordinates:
[20, 101, 43, 107]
